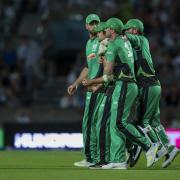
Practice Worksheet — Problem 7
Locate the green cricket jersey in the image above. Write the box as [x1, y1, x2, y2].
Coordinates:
[86, 37, 102, 80]
[126, 33, 160, 87]
[83, 37, 104, 163]
[104, 36, 152, 155]
[105, 35, 136, 82]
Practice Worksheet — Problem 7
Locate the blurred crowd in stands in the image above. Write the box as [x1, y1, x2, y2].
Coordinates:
[0, 0, 179, 126]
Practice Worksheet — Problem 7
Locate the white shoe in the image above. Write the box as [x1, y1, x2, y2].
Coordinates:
[154, 146, 168, 162]
[146, 143, 159, 167]
[101, 162, 127, 169]
[162, 147, 179, 168]
[74, 159, 94, 167]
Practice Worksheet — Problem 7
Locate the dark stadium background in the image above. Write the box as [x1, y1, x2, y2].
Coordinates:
[0, 0, 180, 150]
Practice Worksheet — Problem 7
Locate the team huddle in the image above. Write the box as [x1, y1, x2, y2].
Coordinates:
[67, 14, 179, 169]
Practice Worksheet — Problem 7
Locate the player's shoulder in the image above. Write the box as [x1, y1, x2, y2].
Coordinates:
[106, 39, 117, 51]
[113, 35, 129, 49]
[140, 35, 149, 43]
[117, 35, 129, 44]
[87, 36, 97, 42]
[139, 35, 150, 49]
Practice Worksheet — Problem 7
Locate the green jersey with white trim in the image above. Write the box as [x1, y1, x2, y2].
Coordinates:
[105, 35, 136, 82]
[126, 33, 160, 87]
[86, 38, 102, 79]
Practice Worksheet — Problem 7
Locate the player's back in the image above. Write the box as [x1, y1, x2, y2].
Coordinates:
[136, 35, 155, 75]
[113, 35, 136, 82]
[126, 33, 160, 87]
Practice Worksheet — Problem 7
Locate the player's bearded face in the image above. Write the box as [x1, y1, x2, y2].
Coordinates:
[86, 21, 99, 34]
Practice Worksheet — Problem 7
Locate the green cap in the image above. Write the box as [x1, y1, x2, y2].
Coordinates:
[124, 19, 144, 33]
[106, 17, 124, 33]
[93, 22, 107, 33]
[86, 14, 100, 24]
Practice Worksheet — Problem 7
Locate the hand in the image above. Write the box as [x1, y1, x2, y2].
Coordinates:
[82, 79, 92, 86]
[87, 85, 97, 92]
[92, 84, 102, 93]
[87, 85, 93, 92]
[67, 84, 78, 96]
[91, 86, 98, 93]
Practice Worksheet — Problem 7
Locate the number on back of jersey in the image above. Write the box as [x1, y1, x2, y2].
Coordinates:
[124, 42, 133, 58]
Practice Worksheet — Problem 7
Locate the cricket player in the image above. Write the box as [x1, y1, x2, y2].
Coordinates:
[82, 17, 159, 169]
[83, 22, 115, 168]
[68, 14, 104, 167]
[123, 18, 179, 168]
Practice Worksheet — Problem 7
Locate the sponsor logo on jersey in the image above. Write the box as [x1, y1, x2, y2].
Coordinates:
[87, 53, 96, 60]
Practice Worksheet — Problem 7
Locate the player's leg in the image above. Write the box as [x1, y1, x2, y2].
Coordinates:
[102, 84, 127, 169]
[75, 91, 99, 166]
[74, 92, 94, 166]
[89, 92, 104, 163]
[126, 96, 143, 167]
[138, 86, 160, 143]
[90, 87, 114, 168]
[127, 86, 163, 167]
[115, 81, 159, 168]
[100, 87, 115, 164]
[149, 86, 179, 167]
[89, 92, 107, 167]
[83, 92, 98, 163]
[93, 95, 107, 165]
[149, 85, 169, 147]
[145, 85, 169, 160]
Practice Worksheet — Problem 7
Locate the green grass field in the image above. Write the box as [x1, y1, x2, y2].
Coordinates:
[0, 150, 179, 180]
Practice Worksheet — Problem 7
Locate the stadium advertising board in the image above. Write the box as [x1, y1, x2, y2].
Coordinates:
[3, 123, 180, 149]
